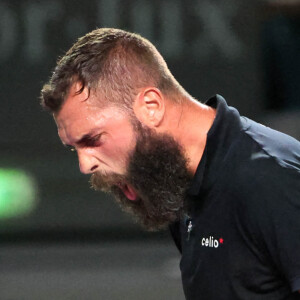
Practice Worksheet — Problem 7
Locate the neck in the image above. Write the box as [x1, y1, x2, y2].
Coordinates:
[164, 96, 216, 175]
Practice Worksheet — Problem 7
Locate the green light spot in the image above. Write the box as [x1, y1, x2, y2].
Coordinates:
[0, 169, 37, 219]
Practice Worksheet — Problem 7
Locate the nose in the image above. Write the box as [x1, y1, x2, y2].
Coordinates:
[77, 149, 99, 174]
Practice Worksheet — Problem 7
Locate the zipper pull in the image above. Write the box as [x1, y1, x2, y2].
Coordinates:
[187, 220, 193, 241]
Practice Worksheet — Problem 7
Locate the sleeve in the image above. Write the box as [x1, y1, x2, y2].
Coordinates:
[256, 166, 300, 292]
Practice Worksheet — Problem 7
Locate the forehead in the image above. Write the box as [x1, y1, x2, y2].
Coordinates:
[55, 83, 98, 129]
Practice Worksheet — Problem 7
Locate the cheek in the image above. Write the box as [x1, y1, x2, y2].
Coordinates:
[112, 127, 137, 156]
[101, 134, 136, 170]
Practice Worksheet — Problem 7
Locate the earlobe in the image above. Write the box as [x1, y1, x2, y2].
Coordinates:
[133, 88, 165, 127]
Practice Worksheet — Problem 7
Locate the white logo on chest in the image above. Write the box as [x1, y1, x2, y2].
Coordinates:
[201, 236, 224, 248]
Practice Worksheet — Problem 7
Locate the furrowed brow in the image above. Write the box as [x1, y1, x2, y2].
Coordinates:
[62, 129, 99, 148]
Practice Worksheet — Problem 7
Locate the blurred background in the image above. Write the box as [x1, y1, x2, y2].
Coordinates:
[0, 0, 299, 299]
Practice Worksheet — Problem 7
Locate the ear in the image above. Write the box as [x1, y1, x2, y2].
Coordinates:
[133, 88, 165, 127]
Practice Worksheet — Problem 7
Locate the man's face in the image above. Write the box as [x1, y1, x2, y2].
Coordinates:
[55, 83, 192, 230]
[55, 83, 136, 177]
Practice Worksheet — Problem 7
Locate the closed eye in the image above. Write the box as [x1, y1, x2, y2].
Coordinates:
[79, 133, 103, 147]
[64, 133, 104, 152]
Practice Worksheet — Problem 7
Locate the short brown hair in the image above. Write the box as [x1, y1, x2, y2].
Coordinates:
[40, 28, 185, 113]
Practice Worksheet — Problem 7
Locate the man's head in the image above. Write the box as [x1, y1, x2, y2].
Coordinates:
[41, 28, 193, 231]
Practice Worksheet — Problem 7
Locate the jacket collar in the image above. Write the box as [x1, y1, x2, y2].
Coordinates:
[188, 95, 242, 196]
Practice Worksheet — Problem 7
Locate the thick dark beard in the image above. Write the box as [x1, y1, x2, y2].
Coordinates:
[90, 124, 192, 231]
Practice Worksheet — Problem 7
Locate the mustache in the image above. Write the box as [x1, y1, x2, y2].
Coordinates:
[90, 171, 127, 192]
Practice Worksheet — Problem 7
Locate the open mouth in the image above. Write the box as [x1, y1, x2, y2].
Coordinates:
[118, 183, 138, 201]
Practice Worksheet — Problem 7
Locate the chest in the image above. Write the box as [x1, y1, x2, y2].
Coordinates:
[178, 190, 290, 300]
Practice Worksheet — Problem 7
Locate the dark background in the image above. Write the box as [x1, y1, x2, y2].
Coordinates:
[0, 1, 299, 299]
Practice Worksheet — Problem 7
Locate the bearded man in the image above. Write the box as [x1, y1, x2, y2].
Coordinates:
[40, 28, 300, 299]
